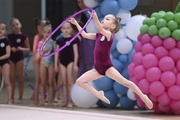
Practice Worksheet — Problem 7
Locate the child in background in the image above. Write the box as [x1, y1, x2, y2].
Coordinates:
[8, 18, 30, 103]
[31, 18, 46, 105]
[0, 22, 12, 104]
[39, 21, 55, 105]
[54, 22, 78, 107]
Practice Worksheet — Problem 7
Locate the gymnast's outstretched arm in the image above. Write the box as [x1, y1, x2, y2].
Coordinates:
[69, 18, 96, 40]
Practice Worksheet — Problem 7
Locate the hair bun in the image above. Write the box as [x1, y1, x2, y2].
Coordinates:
[118, 17, 121, 23]
[45, 20, 51, 25]
[34, 17, 40, 22]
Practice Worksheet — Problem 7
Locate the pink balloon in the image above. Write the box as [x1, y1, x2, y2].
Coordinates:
[172, 110, 180, 115]
[149, 93, 158, 102]
[172, 67, 178, 75]
[176, 73, 180, 86]
[137, 34, 142, 41]
[142, 43, 155, 55]
[132, 52, 143, 66]
[127, 63, 135, 77]
[168, 85, 180, 100]
[163, 37, 176, 50]
[146, 67, 162, 82]
[150, 81, 165, 96]
[158, 104, 171, 113]
[136, 98, 145, 108]
[176, 59, 180, 72]
[158, 92, 171, 106]
[141, 34, 151, 44]
[142, 54, 158, 69]
[131, 77, 139, 85]
[161, 71, 176, 87]
[154, 46, 168, 59]
[151, 35, 163, 48]
[138, 79, 150, 94]
[170, 100, 180, 110]
[159, 56, 174, 71]
[135, 42, 143, 52]
[169, 48, 180, 62]
[176, 41, 180, 49]
[134, 65, 146, 80]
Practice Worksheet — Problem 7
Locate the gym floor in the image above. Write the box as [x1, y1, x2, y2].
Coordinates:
[0, 70, 179, 120]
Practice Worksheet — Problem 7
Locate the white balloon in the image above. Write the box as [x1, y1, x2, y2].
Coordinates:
[116, 9, 131, 24]
[116, 38, 133, 54]
[125, 15, 146, 41]
[127, 89, 136, 101]
[83, 0, 98, 8]
[71, 82, 99, 108]
[115, 28, 127, 40]
[86, 20, 98, 33]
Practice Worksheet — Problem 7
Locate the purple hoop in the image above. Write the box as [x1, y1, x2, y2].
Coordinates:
[40, 8, 94, 57]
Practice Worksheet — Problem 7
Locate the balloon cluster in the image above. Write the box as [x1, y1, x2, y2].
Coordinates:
[128, 10, 180, 114]
[80, 0, 144, 110]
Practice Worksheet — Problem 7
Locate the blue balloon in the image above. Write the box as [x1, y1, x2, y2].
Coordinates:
[121, 68, 130, 79]
[119, 95, 136, 110]
[96, 99, 106, 108]
[111, 50, 120, 59]
[111, 59, 123, 73]
[118, 54, 128, 64]
[94, 76, 114, 92]
[95, 0, 103, 4]
[118, 0, 138, 11]
[128, 49, 135, 63]
[95, 7, 104, 18]
[113, 81, 128, 95]
[102, 90, 119, 108]
[111, 39, 117, 52]
[100, 0, 120, 16]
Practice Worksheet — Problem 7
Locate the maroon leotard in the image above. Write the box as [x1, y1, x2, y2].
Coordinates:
[7, 33, 27, 64]
[94, 33, 114, 75]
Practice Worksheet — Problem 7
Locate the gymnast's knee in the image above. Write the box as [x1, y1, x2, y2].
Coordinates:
[76, 79, 83, 87]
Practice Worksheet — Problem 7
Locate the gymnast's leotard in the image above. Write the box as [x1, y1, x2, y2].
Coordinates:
[33, 35, 42, 61]
[94, 33, 114, 75]
[0, 38, 10, 67]
[56, 37, 77, 67]
[41, 40, 55, 67]
[7, 33, 27, 64]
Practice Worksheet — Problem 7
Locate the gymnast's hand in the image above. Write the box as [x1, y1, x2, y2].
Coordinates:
[88, 10, 97, 18]
[69, 18, 77, 25]
[12, 47, 17, 52]
[54, 65, 59, 73]
[17, 46, 23, 51]
[73, 65, 78, 73]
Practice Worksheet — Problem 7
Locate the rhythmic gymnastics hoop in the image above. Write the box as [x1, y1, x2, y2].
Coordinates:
[39, 7, 94, 57]
[24, 54, 63, 95]
[0, 74, 4, 91]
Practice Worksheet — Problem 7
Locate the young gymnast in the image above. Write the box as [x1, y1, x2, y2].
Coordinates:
[54, 22, 78, 107]
[69, 11, 153, 109]
[8, 18, 30, 103]
[0, 23, 12, 104]
[39, 21, 55, 105]
[31, 18, 46, 105]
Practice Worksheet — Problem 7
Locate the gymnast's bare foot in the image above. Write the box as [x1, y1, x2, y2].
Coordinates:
[97, 91, 110, 104]
[142, 95, 153, 109]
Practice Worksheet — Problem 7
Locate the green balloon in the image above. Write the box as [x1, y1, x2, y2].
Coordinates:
[148, 25, 158, 36]
[140, 25, 149, 34]
[148, 17, 156, 26]
[174, 13, 180, 24]
[164, 12, 174, 22]
[143, 18, 149, 25]
[156, 13, 165, 21]
[158, 11, 166, 15]
[151, 12, 158, 18]
[172, 29, 180, 41]
[167, 20, 178, 31]
[156, 19, 167, 29]
[158, 27, 171, 39]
